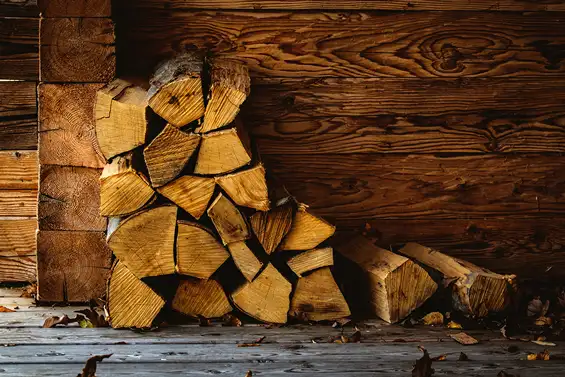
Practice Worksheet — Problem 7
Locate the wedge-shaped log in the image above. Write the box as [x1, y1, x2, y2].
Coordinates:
[143, 125, 200, 187]
[95, 79, 148, 160]
[157, 176, 215, 220]
[400, 243, 515, 317]
[100, 154, 155, 216]
[279, 205, 335, 251]
[207, 193, 249, 245]
[108, 206, 177, 278]
[231, 264, 291, 324]
[334, 235, 437, 324]
[216, 165, 270, 211]
[172, 278, 233, 319]
[176, 221, 230, 279]
[107, 262, 165, 329]
[147, 53, 205, 127]
[194, 128, 251, 175]
[289, 267, 350, 322]
[228, 241, 263, 282]
[250, 204, 293, 255]
[197, 59, 250, 133]
[288, 247, 334, 277]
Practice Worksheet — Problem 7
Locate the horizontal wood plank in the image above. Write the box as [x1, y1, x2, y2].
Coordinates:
[0, 219, 36, 257]
[38, 0, 110, 17]
[0, 255, 36, 282]
[0, 190, 37, 217]
[0, 82, 37, 150]
[0, 17, 38, 80]
[118, 11, 565, 78]
[0, 151, 37, 190]
[0, 0, 38, 17]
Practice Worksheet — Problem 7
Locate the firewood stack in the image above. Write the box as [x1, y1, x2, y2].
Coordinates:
[95, 54, 350, 328]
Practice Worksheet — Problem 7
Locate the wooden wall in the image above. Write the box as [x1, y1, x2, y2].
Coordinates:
[115, 0, 565, 278]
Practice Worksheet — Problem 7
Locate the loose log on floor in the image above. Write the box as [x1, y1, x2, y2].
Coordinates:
[157, 175, 215, 219]
[400, 243, 514, 317]
[172, 278, 232, 318]
[289, 267, 350, 322]
[107, 262, 165, 329]
[279, 205, 335, 251]
[231, 264, 291, 324]
[100, 154, 155, 216]
[227, 241, 263, 281]
[207, 193, 250, 245]
[249, 203, 293, 255]
[176, 221, 230, 279]
[143, 125, 200, 187]
[147, 53, 205, 127]
[108, 206, 177, 278]
[334, 235, 437, 324]
[197, 59, 250, 133]
[194, 128, 252, 175]
[216, 164, 270, 211]
[95, 79, 148, 160]
[287, 247, 334, 277]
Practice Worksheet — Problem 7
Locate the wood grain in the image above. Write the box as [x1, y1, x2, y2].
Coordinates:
[0, 151, 37, 190]
[117, 11, 565, 78]
[0, 219, 36, 257]
[0, 0, 38, 17]
[39, 84, 105, 168]
[0, 255, 36, 282]
[0, 17, 38, 81]
[0, 82, 37, 150]
[38, 0, 110, 16]
[40, 18, 115, 82]
[0, 190, 36, 217]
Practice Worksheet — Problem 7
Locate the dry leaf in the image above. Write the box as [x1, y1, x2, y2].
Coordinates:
[223, 313, 242, 327]
[412, 346, 434, 377]
[333, 327, 361, 344]
[447, 321, 462, 329]
[43, 314, 85, 328]
[20, 283, 36, 298]
[421, 312, 444, 326]
[458, 352, 469, 361]
[450, 332, 479, 345]
[238, 336, 266, 348]
[532, 340, 556, 347]
[332, 318, 351, 328]
[76, 354, 112, 377]
[245, 371, 252, 377]
[75, 306, 109, 328]
[527, 349, 550, 361]
[534, 316, 552, 326]
[0, 306, 15, 313]
[527, 297, 549, 317]
[431, 354, 447, 361]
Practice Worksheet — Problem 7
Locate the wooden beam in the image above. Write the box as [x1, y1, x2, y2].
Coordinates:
[0, 151, 37, 190]
[0, 0, 38, 17]
[0, 191, 36, 217]
[0, 219, 36, 257]
[0, 18, 39, 81]
[38, 0, 110, 16]
[0, 82, 37, 150]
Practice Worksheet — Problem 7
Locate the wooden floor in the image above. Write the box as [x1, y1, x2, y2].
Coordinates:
[0, 287, 562, 376]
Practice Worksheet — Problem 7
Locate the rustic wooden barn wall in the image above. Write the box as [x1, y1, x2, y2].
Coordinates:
[115, 0, 565, 278]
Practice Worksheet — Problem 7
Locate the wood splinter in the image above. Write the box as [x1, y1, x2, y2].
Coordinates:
[207, 193, 250, 245]
[287, 247, 334, 277]
[216, 165, 270, 211]
[157, 176, 215, 220]
[249, 203, 293, 255]
[172, 278, 232, 319]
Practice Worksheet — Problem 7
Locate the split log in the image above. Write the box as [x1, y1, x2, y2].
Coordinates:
[95, 79, 148, 160]
[176, 221, 230, 279]
[279, 205, 336, 251]
[157, 175, 215, 220]
[147, 53, 205, 127]
[197, 59, 250, 133]
[287, 247, 334, 277]
[194, 128, 252, 175]
[108, 206, 177, 278]
[107, 262, 165, 329]
[289, 267, 350, 322]
[143, 125, 200, 187]
[216, 165, 270, 211]
[400, 243, 515, 317]
[172, 278, 232, 319]
[334, 235, 437, 324]
[207, 193, 250, 245]
[99, 154, 155, 216]
[231, 264, 291, 324]
[227, 241, 263, 282]
[249, 204, 293, 255]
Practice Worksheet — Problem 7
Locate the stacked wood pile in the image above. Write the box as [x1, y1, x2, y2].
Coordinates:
[95, 54, 350, 328]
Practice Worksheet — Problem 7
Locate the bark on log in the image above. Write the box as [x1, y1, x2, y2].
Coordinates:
[207, 193, 250, 245]
[216, 164, 270, 211]
[157, 175, 215, 220]
[249, 203, 293, 255]
[172, 278, 232, 318]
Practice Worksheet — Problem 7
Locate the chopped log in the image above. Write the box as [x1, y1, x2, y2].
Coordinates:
[231, 264, 291, 324]
[100, 154, 155, 216]
[147, 53, 205, 127]
[176, 221, 230, 279]
[227, 241, 263, 282]
[216, 164, 270, 211]
[197, 59, 250, 133]
[172, 278, 232, 318]
[249, 204, 293, 255]
[95, 79, 148, 160]
[287, 247, 334, 277]
[289, 267, 350, 322]
[399, 243, 514, 317]
[108, 206, 177, 278]
[157, 175, 215, 220]
[107, 262, 165, 329]
[207, 193, 250, 245]
[194, 128, 252, 175]
[334, 235, 437, 324]
[143, 125, 200, 187]
[279, 205, 336, 251]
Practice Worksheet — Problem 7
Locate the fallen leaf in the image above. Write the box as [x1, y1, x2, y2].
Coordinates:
[75, 305, 108, 328]
[500, 325, 508, 339]
[527, 349, 550, 361]
[79, 319, 94, 328]
[0, 306, 15, 313]
[497, 371, 518, 377]
[412, 346, 434, 377]
[534, 316, 552, 326]
[198, 316, 211, 327]
[238, 336, 266, 347]
[333, 327, 361, 343]
[332, 318, 351, 328]
[254, 336, 266, 344]
[76, 354, 112, 377]
[222, 313, 242, 327]
[458, 352, 469, 361]
[421, 312, 444, 326]
[527, 297, 549, 317]
[431, 354, 447, 361]
[43, 314, 85, 328]
[20, 283, 36, 298]
[532, 340, 556, 347]
[447, 321, 462, 329]
[450, 332, 479, 345]
[245, 371, 252, 377]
